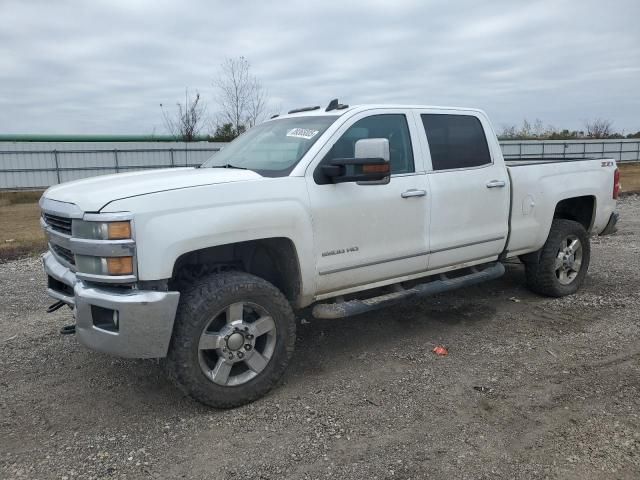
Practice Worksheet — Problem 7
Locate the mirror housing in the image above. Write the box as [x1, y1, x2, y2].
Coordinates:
[321, 138, 391, 185]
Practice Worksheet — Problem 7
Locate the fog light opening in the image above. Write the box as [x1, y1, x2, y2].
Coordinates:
[91, 305, 120, 332]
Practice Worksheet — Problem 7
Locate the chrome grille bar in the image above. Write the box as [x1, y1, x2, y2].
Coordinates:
[43, 213, 72, 235]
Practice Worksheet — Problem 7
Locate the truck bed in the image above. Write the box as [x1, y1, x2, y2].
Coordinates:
[505, 157, 602, 167]
[504, 156, 617, 258]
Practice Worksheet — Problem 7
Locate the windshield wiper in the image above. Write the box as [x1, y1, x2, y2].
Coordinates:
[208, 163, 249, 170]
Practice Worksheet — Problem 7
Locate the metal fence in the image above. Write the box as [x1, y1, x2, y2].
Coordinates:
[1, 138, 639, 189]
[0, 141, 224, 189]
[500, 138, 640, 162]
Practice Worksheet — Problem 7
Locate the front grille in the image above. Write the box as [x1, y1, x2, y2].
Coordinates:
[43, 213, 72, 235]
[51, 243, 75, 265]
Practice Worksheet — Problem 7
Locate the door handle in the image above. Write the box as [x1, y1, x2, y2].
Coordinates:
[401, 189, 427, 198]
[486, 180, 506, 188]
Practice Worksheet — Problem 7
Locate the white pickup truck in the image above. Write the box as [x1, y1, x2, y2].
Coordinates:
[40, 100, 620, 408]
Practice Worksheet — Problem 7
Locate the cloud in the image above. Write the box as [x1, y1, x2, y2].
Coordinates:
[0, 0, 638, 134]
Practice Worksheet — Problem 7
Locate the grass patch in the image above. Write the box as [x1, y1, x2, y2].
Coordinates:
[0, 190, 45, 207]
[619, 162, 640, 194]
[0, 201, 46, 262]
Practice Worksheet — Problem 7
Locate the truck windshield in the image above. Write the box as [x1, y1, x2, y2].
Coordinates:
[201, 116, 337, 176]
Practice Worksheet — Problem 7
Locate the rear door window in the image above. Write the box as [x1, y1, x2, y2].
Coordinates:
[421, 114, 491, 171]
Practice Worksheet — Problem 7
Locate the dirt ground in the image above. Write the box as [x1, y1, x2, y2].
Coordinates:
[619, 162, 640, 193]
[0, 192, 46, 262]
[1, 196, 639, 480]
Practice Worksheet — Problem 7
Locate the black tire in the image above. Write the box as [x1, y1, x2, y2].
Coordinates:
[525, 219, 590, 297]
[164, 271, 296, 408]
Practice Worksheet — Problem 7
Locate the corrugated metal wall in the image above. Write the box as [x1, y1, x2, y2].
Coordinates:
[0, 141, 223, 189]
[500, 138, 640, 161]
[1, 139, 639, 189]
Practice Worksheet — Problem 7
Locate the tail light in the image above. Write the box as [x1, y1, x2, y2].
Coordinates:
[613, 168, 621, 199]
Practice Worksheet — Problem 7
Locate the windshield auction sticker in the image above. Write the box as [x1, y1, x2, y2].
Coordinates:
[286, 128, 319, 140]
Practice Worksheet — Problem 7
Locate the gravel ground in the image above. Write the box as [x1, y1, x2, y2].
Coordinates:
[1, 196, 639, 480]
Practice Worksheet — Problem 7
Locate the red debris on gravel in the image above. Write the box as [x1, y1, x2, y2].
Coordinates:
[432, 345, 449, 356]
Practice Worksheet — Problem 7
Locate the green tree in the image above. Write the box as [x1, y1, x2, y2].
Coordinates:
[211, 123, 245, 142]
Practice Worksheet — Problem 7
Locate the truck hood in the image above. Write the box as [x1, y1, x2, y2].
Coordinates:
[43, 167, 263, 212]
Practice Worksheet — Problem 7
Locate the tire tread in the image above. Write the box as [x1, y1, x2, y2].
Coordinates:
[525, 219, 590, 297]
[164, 271, 296, 408]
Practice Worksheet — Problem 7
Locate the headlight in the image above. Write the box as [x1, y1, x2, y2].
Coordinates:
[76, 255, 134, 276]
[72, 220, 132, 240]
[71, 218, 135, 279]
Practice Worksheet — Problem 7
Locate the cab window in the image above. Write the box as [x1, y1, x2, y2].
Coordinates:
[421, 114, 491, 171]
[323, 114, 415, 175]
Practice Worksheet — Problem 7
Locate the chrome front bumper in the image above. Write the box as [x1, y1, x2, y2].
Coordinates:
[43, 252, 180, 358]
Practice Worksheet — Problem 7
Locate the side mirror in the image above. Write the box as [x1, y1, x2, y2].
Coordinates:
[321, 138, 391, 185]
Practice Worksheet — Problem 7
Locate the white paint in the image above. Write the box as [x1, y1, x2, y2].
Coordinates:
[41, 105, 619, 307]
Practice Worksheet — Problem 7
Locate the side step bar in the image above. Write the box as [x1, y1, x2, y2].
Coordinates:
[312, 262, 505, 319]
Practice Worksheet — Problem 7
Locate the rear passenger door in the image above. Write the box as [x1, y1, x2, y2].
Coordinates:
[416, 111, 509, 271]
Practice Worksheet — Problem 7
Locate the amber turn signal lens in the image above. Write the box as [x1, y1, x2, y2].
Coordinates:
[106, 256, 133, 275]
[107, 221, 132, 239]
[362, 164, 390, 174]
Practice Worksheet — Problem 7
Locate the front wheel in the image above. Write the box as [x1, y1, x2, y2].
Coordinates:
[525, 219, 591, 297]
[164, 272, 296, 408]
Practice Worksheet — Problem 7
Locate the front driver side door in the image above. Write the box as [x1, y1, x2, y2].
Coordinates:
[306, 110, 430, 296]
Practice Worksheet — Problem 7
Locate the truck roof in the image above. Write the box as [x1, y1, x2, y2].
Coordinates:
[273, 104, 486, 120]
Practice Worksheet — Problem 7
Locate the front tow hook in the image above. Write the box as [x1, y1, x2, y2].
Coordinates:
[47, 300, 65, 313]
[47, 301, 76, 334]
[60, 324, 76, 335]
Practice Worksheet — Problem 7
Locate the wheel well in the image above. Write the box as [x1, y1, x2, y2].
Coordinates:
[171, 238, 302, 304]
[553, 196, 595, 231]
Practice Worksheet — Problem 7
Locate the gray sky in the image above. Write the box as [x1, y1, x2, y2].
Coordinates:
[1, 0, 639, 135]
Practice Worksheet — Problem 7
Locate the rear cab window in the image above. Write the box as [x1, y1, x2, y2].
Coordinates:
[421, 114, 491, 171]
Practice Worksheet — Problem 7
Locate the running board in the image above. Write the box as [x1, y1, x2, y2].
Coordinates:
[312, 262, 505, 319]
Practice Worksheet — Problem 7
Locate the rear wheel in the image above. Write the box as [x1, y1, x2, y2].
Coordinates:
[164, 271, 296, 408]
[525, 219, 590, 297]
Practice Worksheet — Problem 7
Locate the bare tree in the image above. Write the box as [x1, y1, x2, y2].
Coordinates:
[214, 57, 250, 134]
[160, 89, 206, 141]
[247, 77, 268, 127]
[500, 117, 621, 140]
[499, 119, 535, 140]
[520, 118, 532, 138]
[499, 124, 518, 140]
[532, 118, 545, 138]
[585, 118, 613, 138]
[214, 57, 268, 135]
